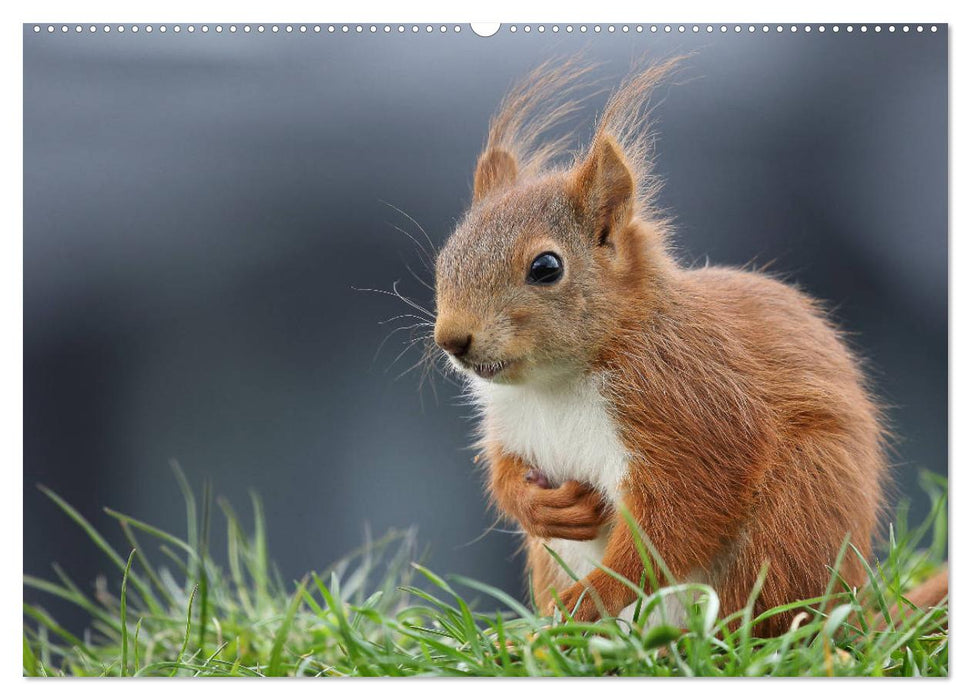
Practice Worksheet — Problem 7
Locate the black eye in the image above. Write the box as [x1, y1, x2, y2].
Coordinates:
[527, 252, 563, 285]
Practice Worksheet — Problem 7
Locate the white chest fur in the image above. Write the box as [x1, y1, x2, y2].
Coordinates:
[473, 374, 631, 580]
[474, 374, 630, 500]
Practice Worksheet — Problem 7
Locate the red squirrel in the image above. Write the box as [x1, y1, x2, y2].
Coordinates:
[431, 57, 914, 636]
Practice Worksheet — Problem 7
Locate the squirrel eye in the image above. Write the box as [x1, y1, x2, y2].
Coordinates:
[527, 252, 563, 285]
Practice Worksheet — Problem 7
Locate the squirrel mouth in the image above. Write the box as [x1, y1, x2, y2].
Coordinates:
[465, 359, 515, 380]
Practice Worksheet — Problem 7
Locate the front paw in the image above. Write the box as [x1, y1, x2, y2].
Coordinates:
[548, 578, 607, 622]
[548, 570, 633, 622]
[519, 480, 611, 541]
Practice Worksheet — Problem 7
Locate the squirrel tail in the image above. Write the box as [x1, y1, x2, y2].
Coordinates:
[881, 565, 949, 629]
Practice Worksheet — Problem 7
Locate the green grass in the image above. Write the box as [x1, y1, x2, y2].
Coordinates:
[23, 467, 948, 677]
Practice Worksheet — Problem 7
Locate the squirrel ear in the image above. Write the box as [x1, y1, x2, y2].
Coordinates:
[570, 136, 635, 246]
[473, 148, 518, 202]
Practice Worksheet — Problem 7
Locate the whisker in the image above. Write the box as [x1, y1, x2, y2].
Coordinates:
[394, 347, 438, 383]
[351, 283, 435, 320]
[420, 340, 449, 405]
[405, 262, 435, 293]
[364, 201, 457, 405]
[414, 341, 437, 409]
[372, 323, 433, 366]
[386, 333, 435, 373]
[388, 223, 435, 273]
[378, 313, 434, 327]
[380, 199, 438, 264]
[392, 280, 436, 319]
[429, 350, 465, 391]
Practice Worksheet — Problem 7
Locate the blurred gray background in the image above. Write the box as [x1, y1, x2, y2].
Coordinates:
[24, 25, 947, 629]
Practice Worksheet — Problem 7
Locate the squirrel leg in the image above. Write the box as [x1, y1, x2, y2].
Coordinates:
[549, 483, 747, 622]
[550, 520, 641, 621]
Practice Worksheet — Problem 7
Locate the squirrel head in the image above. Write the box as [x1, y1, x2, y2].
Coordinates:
[433, 57, 681, 386]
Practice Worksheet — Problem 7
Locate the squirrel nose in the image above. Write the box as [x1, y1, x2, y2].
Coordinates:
[437, 332, 473, 358]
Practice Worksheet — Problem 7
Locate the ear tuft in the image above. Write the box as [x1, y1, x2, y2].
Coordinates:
[473, 148, 518, 202]
[570, 136, 635, 246]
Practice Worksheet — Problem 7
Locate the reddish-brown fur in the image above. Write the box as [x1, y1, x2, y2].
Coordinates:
[433, 57, 903, 636]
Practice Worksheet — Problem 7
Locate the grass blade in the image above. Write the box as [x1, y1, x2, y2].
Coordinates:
[120, 549, 136, 676]
[268, 578, 307, 676]
[172, 584, 198, 677]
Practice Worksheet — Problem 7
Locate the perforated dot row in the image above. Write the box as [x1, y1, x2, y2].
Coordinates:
[30, 23, 940, 35]
[508, 24, 937, 34]
[30, 24, 465, 34]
